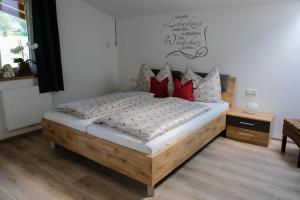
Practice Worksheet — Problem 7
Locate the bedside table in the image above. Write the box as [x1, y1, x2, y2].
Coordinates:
[226, 109, 274, 147]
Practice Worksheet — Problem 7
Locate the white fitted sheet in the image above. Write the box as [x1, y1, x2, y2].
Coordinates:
[43, 110, 99, 132]
[87, 102, 229, 155]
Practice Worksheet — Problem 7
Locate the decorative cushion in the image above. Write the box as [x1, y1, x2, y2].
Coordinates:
[181, 67, 204, 88]
[150, 77, 169, 98]
[136, 64, 173, 95]
[156, 64, 174, 95]
[193, 67, 222, 103]
[173, 79, 194, 101]
[195, 73, 230, 92]
[136, 64, 155, 92]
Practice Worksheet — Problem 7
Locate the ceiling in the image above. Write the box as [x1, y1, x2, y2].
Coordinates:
[82, 0, 299, 17]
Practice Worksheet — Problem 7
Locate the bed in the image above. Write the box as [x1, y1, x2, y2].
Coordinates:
[42, 74, 236, 196]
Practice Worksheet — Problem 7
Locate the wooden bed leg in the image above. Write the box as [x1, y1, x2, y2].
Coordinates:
[220, 130, 226, 137]
[281, 135, 287, 153]
[147, 185, 154, 197]
[49, 141, 57, 150]
[298, 149, 300, 168]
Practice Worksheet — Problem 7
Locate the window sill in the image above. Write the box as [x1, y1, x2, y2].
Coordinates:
[0, 75, 36, 82]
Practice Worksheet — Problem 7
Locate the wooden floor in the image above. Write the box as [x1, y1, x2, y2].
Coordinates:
[0, 131, 299, 200]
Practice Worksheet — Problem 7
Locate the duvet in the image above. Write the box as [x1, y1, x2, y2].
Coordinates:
[95, 97, 210, 142]
[56, 92, 154, 119]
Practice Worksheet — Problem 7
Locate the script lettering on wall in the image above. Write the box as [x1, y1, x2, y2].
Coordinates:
[164, 15, 208, 60]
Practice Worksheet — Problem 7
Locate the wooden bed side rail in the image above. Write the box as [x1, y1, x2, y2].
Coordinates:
[151, 113, 226, 185]
[42, 119, 153, 185]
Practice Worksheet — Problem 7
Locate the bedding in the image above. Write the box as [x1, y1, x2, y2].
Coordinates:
[152, 69, 230, 92]
[43, 110, 98, 132]
[150, 77, 169, 98]
[173, 79, 194, 101]
[155, 64, 174, 95]
[136, 64, 154, 92]
[193, 67, 222, 103]
[181, 67, 204, 88]
[136, 64, 174, 95]
[56, 91, 154, 119]
[94, 97, 210, 142]
[87, 102, 229, 154]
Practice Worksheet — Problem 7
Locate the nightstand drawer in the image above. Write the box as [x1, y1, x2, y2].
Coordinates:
[227, 115, 270, 133]
[226, 126, 269, 146]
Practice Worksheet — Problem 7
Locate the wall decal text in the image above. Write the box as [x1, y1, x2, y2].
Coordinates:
[164, 15, 208, 60]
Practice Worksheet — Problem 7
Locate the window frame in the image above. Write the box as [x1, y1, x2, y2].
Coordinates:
[0, 0, 26, 20]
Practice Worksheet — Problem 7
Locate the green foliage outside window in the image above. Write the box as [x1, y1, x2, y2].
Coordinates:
[0, 11, 27, 37]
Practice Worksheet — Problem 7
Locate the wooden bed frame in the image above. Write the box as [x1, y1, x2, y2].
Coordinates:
[42, 77, 236, 196]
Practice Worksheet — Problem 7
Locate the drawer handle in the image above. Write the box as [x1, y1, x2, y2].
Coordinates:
[239, 121, 255, 126]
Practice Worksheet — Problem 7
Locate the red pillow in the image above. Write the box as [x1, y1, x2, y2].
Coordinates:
[173, 79, 194, 101]
[150, 77, 169, 98]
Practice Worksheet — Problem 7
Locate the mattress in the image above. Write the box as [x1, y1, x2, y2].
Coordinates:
[87, 102, 229, 155]
[43, 110, 99, 132]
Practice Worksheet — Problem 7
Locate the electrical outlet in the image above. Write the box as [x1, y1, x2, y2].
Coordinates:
[245, 89, 257, 97]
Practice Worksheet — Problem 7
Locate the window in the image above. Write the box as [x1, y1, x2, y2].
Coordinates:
[0, 0, 29, 68]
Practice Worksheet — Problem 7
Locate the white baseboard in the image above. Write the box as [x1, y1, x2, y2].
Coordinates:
[0, 124, 41, 140]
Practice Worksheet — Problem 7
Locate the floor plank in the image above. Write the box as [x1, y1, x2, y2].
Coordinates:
[0, 131, 299, 200]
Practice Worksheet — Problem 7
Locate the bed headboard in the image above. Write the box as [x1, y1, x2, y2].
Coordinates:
[221, 76, 236, 108]
[152, 69, 236, 107]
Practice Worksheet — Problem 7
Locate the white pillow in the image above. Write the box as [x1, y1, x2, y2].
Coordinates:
[136, 64, 174, 95]
[136, 64, 154, 92]
[193, 67, 222, 103]
[181, 67, 204, 88]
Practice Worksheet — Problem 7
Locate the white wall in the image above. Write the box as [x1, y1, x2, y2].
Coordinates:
[0, 0, 118, 140]
[117, 2, 300, 139]
[53, 0, 118, 105]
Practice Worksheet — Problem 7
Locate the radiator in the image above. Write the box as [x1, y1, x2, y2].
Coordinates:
[1, 86, 53, 131]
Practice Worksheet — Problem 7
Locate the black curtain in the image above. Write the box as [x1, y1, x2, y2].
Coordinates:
[31, 0, 64, 93]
